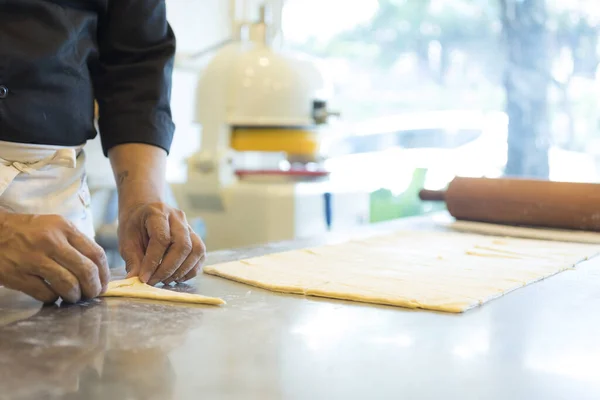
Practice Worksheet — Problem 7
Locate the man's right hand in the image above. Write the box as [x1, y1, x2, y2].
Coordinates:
[0, 213, 110, 303]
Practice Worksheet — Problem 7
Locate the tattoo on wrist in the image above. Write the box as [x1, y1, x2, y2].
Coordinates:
[117, 171, 129, 187]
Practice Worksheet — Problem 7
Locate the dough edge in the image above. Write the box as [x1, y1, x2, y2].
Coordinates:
[203, 266, 474, 313]
[101, 277, 225, 306]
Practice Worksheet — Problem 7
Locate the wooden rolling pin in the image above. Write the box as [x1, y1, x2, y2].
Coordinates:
[419, 177, 600, 231]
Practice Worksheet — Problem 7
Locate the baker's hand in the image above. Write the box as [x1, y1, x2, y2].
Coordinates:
[0, 213, 110, 303]
[118, 202, 205, 286]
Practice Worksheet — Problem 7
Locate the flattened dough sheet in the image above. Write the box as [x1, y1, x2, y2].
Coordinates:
[100, 277, 225, 306]
[204, 231, 600, 313]
[449, 220, 600, 244]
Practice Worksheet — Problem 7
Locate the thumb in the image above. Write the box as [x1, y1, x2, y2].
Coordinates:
[121, 243, 144, 278]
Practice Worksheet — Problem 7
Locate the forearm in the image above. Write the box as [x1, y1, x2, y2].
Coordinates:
[108, 143, 167, 214]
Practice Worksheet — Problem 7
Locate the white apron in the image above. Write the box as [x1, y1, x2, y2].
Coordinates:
[0, 140, 95, 239]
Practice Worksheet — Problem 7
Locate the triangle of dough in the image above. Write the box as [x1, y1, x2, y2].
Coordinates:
[101, 277, 225, 305]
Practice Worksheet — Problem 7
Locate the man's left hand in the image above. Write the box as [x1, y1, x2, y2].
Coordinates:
[118, 202, 205, 286]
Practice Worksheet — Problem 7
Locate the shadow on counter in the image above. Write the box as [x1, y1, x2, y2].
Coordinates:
[0, 298, 204, 400]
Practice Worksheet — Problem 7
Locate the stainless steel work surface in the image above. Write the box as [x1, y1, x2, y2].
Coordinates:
[2, 216, 600, 400]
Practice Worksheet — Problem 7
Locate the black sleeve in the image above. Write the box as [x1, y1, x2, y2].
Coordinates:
[93, 0, 176, 156]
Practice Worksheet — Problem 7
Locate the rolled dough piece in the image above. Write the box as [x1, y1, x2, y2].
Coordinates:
[204, 230, 600, 313]
[449, 220, 600, 244]
[100, 277, 225, 306]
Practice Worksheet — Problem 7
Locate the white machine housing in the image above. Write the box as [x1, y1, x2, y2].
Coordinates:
[172, 4, 370, 250]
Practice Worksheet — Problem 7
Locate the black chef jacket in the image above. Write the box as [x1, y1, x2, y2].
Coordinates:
[0, 0, 176, 156]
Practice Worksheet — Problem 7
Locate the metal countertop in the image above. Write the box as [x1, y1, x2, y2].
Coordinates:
[1, 215, 600, 400]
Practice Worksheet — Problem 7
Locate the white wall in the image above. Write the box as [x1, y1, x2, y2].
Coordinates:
[168, 0, 230, 54]
[86, 0, 233, 185]
[167, 0, 231, 182]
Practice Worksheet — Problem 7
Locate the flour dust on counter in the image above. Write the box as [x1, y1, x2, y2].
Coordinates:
[0, 298, 205, 400]
[203, 231, 600, 313]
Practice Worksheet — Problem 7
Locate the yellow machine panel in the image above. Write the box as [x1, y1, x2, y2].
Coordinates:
[231, 128, 320, 156]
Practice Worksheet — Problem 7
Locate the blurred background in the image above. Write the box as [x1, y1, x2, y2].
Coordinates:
[87, 0, 600, 255]
[278, 0, 600, 221]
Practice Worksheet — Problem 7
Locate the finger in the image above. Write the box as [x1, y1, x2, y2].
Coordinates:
[4, 275, 59, 304]
[67, 229, 111, 291]
[35, 260, 82, 303]
[164, 254, 204, 286]
[148, 215, 192, 286]
[122, 243, 145, 279]
[179, 260, 202, 283]
[140, 214, 171, 283]
[165, 232, 205, 285]
[52, 244, 103, 300]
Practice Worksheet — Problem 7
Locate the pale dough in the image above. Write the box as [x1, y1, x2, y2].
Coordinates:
[450, 220, 600, 244]
[101, 277, 225, 306]
[203, 230, 600, 313]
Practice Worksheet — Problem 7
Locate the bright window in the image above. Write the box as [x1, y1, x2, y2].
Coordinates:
[282, 0, 600, 189]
